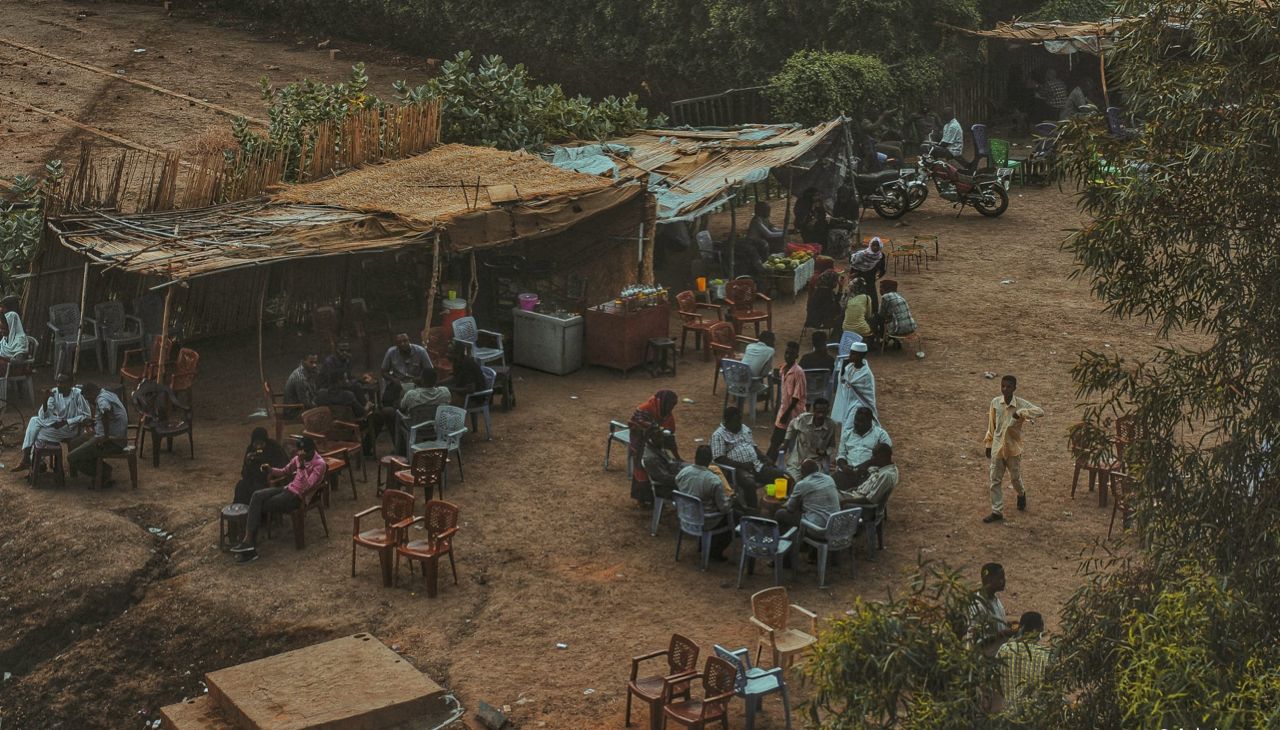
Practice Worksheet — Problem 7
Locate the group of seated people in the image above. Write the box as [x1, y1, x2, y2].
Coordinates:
[629, 388, 900, 565]
[807, 262, 918, 352]
[281, 333, 487, 454]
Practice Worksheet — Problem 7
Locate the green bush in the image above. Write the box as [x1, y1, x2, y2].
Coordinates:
[766, 50, 894, 125]
[0, 161, 62, 289]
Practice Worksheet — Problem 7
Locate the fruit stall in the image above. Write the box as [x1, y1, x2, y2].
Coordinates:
[761, 247, 817, 300]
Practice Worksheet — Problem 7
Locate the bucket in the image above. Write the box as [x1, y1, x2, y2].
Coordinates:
[442, 297, 467, 328]
[518, 293, 539, 311]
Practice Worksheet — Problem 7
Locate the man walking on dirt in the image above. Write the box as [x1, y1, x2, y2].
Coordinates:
[982, 375, 1044, 523]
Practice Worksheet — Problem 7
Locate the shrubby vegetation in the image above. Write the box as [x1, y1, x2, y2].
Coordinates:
[0, 161, 62, 290]
[765, 51, 894, 125]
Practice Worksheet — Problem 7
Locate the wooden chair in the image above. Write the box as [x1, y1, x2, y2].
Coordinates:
[132, 382, 194, 468]
[723, 279, 772, 336]
[676, 290, 722, 359]
[626, 633, 699, 730]
[352, 488, 416, 587]
[393, 447, 448, 501]
[394, 499, 460, 598]
[301, 406, 366, 483]
[661, 655, 737, 730]
[263, 380, 304, 444]
[749, 586, 818, 670]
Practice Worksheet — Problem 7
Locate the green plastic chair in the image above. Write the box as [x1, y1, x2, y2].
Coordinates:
[989, 138, 1024, 186]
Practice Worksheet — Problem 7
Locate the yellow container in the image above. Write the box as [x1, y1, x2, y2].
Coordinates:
[696, 276, 707, 292]
[774, 477, 788, 498]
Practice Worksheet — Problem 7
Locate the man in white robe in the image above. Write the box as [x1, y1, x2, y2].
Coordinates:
[17, 373, 91, 469]
[831, 342, 878, 427]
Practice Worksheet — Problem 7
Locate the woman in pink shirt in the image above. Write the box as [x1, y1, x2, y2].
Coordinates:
[231, 436, 328, 563]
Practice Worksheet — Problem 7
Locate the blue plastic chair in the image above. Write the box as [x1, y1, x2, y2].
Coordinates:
[462, 365, 496, 440]
[604, 419, 631, 473]
[712, 645, 793, 730]
[800, 507, 863, 588]
[721, 358, 770, 423]
[802, 368, 832, 409]
[672, 491, 733, 571]
[837, 331, 862, 358]
[735, 516, 797, 589]
[410, 405, 468, 481]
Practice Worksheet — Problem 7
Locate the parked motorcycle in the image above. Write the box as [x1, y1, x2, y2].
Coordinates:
[918, 143, 1011, 217]
[851, 167, 910, 219]
[898, 165, 929, 211]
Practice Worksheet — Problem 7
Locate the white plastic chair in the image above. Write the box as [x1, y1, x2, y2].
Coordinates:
[47, 303, 101, 373]
[801, 507, 863, 588]
[411, 404, 468, 481]
[451, 316, 505, 367]
[722, 358, 771, 423]
[94, 301, 144, 373]
[463, 365, 496, 440]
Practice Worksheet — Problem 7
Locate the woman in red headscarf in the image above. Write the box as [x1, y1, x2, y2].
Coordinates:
[629, 389, 679, 504]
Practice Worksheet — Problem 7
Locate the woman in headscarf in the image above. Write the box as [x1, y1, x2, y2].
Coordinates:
[233, 427, 289, 504]
[805, 270, 843, 332]
[831, 342, 878, 427]
[849, 237, 887, 313]
[0, 295, 28, 367]
[628, 389, 679, 504]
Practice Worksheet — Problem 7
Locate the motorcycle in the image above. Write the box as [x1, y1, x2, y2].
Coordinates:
[918, 142, 1012, 217]
[898, 165, 929, 211]
[851, 164, 910, 219]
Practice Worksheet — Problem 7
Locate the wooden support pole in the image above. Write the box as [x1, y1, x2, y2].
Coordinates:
[157, 286, 174, 383]
[421, 233, 441, 344]
[780, 169, 794, 249]
[728, 198, 737, 279]
[257, 272, 268, 404]
[1097, 34, 1111, 109]
[71, 261, 89, 376]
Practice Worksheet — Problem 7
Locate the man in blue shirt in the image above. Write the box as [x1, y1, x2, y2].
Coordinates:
[940, 106, 964, 159]
[68, 382, 129, 486]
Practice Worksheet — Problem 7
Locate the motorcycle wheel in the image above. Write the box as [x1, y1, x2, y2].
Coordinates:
[906, 183, 928, 211]
[872, 187, 910, 219]
[973, 185, 1009, 217]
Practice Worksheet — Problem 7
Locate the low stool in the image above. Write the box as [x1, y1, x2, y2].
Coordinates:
[645, 338, 677, 378]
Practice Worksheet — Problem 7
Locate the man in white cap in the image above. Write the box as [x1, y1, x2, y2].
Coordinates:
[832, 341, 877, 428]
[983, 374, 1045, 522]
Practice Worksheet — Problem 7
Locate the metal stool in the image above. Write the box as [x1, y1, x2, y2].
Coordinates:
[645, 338, 677, 377]
[29, 443, 65, 488]
[219, 503, 249, 551]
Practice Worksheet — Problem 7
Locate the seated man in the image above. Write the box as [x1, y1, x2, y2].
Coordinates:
[782, 397, 839, 479]
[997, 611, 1052, 716]
[392, 368, 453, 450]
[741, 330, 776, 381]
[230, 436, 328, 563]
[877, 279, 918, 341]
[444, 342, 487, 407]
[799, 330, 836, 372]
[774, 459, 841, 566]
[834, 407, 892, 490]
[67, 382, 128, 486]
[283, 354, 321, 419]
[641, 426, 685, 502]
[840, 442, 898, 507]
[746, 201, 785, 255]
[319, 341, 375, 420]
[710, 406, 785, 508]
[16, 373, 91, 471]
[381, 333, 433, 407]
[674, 445, 734, 562]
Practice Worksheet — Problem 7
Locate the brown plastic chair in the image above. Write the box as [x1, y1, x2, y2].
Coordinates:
[723, 279, 773, 336]
[676, 290, 722, 359]
[119, 336, 172, 388]
[264, 380, 304, 443]
[302, 406, 366, 483]
[626, 633, 700, 730]
[394, 499, 460, 598]
[749, 586, 818, 670]
[132, 381, 194, 468]
[708, 323, 738, 394]
[291, 483, 329, 550]
[1108, 472, 1135, 538]
[352, 488, 416, 586]
[661, 655, 737, 730]
[166, 347, 199, 401]
[1069, 424, 1112, 504]
[393, 447, 448, 501]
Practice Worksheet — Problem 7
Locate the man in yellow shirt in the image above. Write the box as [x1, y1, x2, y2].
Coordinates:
[983, 375, 1045, 522]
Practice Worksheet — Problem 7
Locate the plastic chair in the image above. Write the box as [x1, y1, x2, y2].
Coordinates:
[802, 368, 832, 408]
[47, 302, 101, 373]
[736, 516, 797, 589]
[707, 323, 738, 394]
[132, 293, 183, 348]
[801, 507, 862, 588]
[393, 499, 460, 598]
[121, 336, 173, 389]
[721, 359, 770, 423]
[462, 365, 495, 440]
[723, 279, 772, 336]
[837, 331, 862, 358]
[411, 404, 467, 482]
[625, 633, 700, 730]
[605, 419, 631, 472]
[712, 645, 793, 730]
[93, 301, 144, 374]
[989, 138, 1023, 187]
[352, 488, 416, 586]
[301, 406, 366, 484]
[4, 335, 37, 405]
[662, 655, 737, 730]
[1108, 472, 1135, 538]
[393, 447, 448, 501]
[676, 290, 722, 359]
[451, 316, 505, 367]
[970, 123, 991, 169]
[672, 491, 733, 571]
[1069, 425, 1110, 500]
[749, 586, 818, 670]
[166, 347, 199, 400]
[132, 382, 194, 467]
[396, 402, 441, 458]
[264, 380, 304, 443]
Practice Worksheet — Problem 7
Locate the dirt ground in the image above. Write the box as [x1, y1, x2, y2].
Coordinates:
[0, 3, 1163, 729]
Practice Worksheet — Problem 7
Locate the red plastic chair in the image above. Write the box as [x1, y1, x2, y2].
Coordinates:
[394, 499, 460, 597]
[676, 290, 722, 359]
[352, 488, 416, 586]
[661, 655, 737, 729]
[626, 633, 700, 730]
[723, 279, 772, 336]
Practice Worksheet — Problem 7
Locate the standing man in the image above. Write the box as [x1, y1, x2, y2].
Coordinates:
[983, 375, 1045, 523]
[67, 382, 129, 486]
[940, 106, 964, 160]
[768, 341, 806, 458]
[381, 333, 433, 407]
